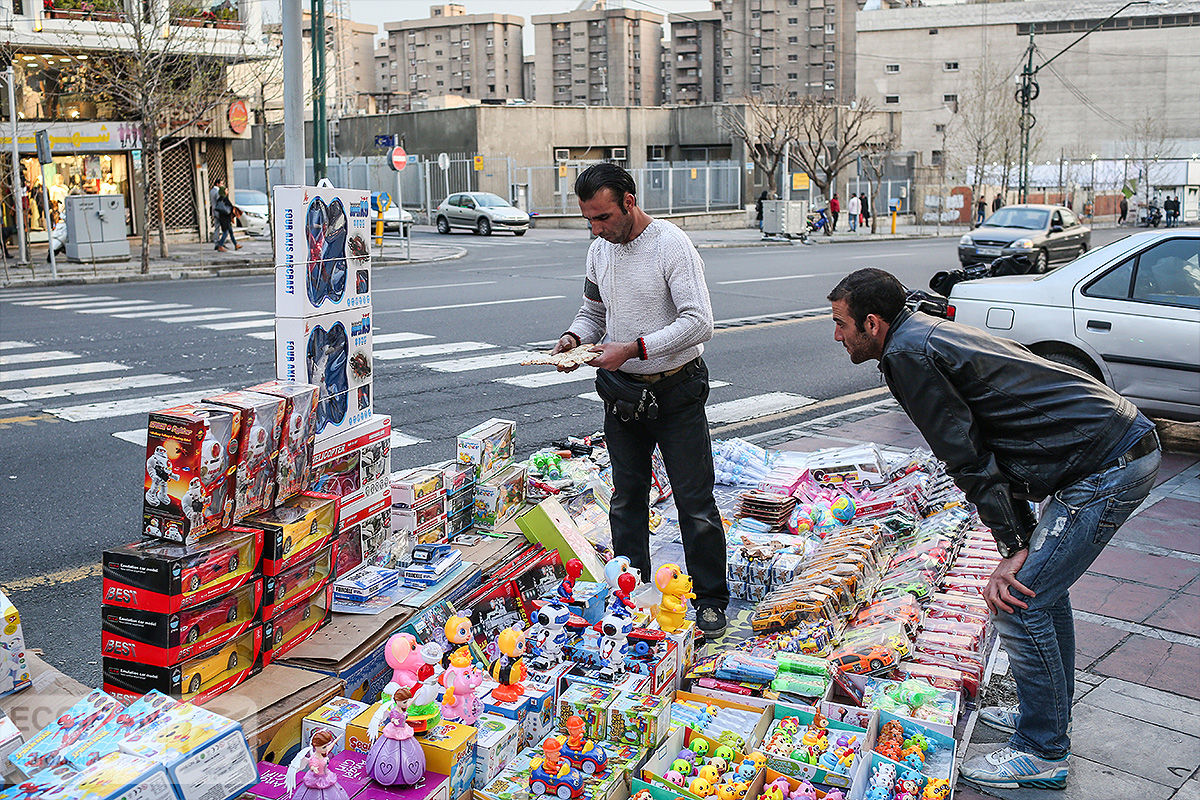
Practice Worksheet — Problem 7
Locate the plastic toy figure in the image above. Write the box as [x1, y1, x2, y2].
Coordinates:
[385, 633, 427, 690]
[651, 563, 695, 633]
[689, 777, 714, 798]
[663, 771, 685, 787]
[487, 627, 527, 703]
[558, 558, 584, 602]
[561, 715, 608, 776]
[736, 760, 757, 781]
[440, 651, 485, 724]
[180, 478, 205, 530]
[922, 779, 950, 800]
[596, 613, 632, 679]
[287, 728, 350, 800]
[530, 737, 584, 799]
[528, 602, 571, 670]
[145, 446, 178, 507]
[442, 614, 473, 669]
[744, 752, 767, 771]
[365, 686, 426, 786]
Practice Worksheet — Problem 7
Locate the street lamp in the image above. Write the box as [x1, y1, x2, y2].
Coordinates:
[1089, 153, 1098, 220]
[1015, 0, 1163, 201]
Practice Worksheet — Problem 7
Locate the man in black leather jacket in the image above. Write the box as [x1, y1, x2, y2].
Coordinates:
[828, 268, 1161, 792]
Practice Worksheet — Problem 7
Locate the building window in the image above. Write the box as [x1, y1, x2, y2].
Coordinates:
[436, 65, 443, 70]
[787, 54, 798, 62]
[934, 123, 945, 133]
[435, 34, 442, 40]
[943, 93, 957, 103]
[885, 94, 899, 104]
[788, 72, 798, 79]
[751, 10, 759, 18]
[788, 16, 798, 23]
[435, 50, 442, 56]
[885, 63, 899, 73]
[486, 38, 493, 46]
[928, 28, 938, 34]
[788, 36, 798, 43]
[724, 48, 733, 56]
[944, 61, 958, 71]
[825, 61, 835, 71]
[437, 80, 444, 86]
[724, 66, 732, 75]
[931, 150, 943, 166]
[824, 22, 835, 33]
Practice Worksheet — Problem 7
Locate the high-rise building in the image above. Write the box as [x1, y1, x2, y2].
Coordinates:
[531, 4, 664, 106]
[668, 10, 723, 105]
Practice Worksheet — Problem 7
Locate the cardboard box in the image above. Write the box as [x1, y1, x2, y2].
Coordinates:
[0, 653, 89, 743]
[246, 380, 320, 506]
[665, 622, 696, 691]
[557, 683, 618, 742]
[0, 709, 23, 782]
[59, 751, 177, 800]
[672, 691, 775, 751]
[479, 737, 641, 800]
[417, 721, 477, 800]
[103, 626, 262, 704]
[474, 713, 521, 789]
[302, 695, 371, 755]
[0, 591, 30, 697]
[7, 688, 123, 777]
[760, 704, 870, 790]
[280, 604, 414, 703]
[339, 483, 393, 572]
[249, 491, 339, 577]
[608, 691, 672, 751]
[457, 418, 515, 482]
[356, 767, 451, 800]
[263, 543, 335, 621]
[474, 464, 528, 532]
[205, 389, 288, 519]
[309, 414, 392, 502]
[264, 588, 331, 662]
[276, 306, 374, 441]
[391, 468, 445, 508]
[516, 498, 606, 582]
[61, 688, 179, 771]
[273, 185, 373, 318]
[246, 754, 368, 800]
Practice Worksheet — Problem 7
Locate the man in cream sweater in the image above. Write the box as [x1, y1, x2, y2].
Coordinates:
[551, 163, 729, 638]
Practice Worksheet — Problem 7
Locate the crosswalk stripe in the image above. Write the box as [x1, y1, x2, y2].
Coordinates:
[705, 392, 816, 425]
[375, 341, 496, 361]
[201, 318, 276, 331]
[0, 361, 129, 383]
[390, 431, 429, 448]
[75, 302, 161, 314]
[47, 387, 225, 422]
[113, 428, 148, 446]
[373, 332, 434, 345]
[0, 341, 35, 351]
[423, 351, 540, 373]
[0, 350, 79, 366]
[162, 311, 269, 323]
[0, 401, 28, 413]
[495, 367, 595, 388]
[390, 295, 565, 314]
[17, 296, 121, 308]
[246, 332, 275, 340]
[109, 304, 198, 318]
[0, 373, 187, 402]
[0, 292, 63, 302]
[12, 294, 113, 306]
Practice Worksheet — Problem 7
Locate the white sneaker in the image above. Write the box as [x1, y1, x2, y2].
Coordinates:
[959, 746, 1069, 790]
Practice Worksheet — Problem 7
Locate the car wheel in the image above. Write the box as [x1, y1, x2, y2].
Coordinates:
[189, 575, 201, 592]
[188, 674, 201, 693]
[1043, 350, 1103, 382]
[436, 216, 450, 234]
[513, 229, 526, 237]
[1034, 249, 1050, 273]
[1077, 243, 1088, 258]
[228, 554, 238, 573]
[187, 626, 200, 644]
[556, 786, 573, 800]
[869, 658, 884, 670]
[531, 781, 547, 796]
[228, 651, 239, 670]
[226, 605, 239, 623]
[403, 224, 412, 238]
[477, 217, 492, 236]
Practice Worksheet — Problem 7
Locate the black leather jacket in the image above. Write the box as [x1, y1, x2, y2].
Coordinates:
[880, 309, 1140, 556]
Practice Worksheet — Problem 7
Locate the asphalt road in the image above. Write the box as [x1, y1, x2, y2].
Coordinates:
[0, 224, 1135, 685]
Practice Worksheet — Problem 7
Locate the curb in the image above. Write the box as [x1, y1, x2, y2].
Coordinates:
[694, 232, 961, 248]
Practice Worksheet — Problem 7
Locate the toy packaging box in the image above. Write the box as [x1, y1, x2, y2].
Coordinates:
[102, 527, 264, 614]
[249, 491, 340, 576]
[309, 414, 391, 501]
[608, 691, 672, 750]
[62, 690, 180, 771]
[57, 751, 177, 800]
[457, 418, 516, 482]
[205, 390, 287, 519]
[263, 543, 336, 621]
[264, 588, 331, 662]
[391, 467, 445, 508]
[142, 403, 240, 544]
[301, 696, 371, 755]
[354, 767, 450, 800]
[557, 683, 617, 742]
[516, 498, 607, 582]
[103, 625, 262, 704]
[0, 591, 30, 697]
[339, 484, 392, 572]
[101, 579, 262, 667]
[474, 464, 527, 532]
[273, 185, 373, 319]
[474, 713, 521, 789]
[7, 688, 124, 777]
[276, 306, 374, 442]
[246, 380, 320, 505]
[417, 721, 477, 800]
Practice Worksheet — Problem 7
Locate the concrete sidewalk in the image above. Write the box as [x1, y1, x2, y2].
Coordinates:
[687, 223, 970, 248]
[753, 404, 1200, 800]
[0, 233, 465, 288]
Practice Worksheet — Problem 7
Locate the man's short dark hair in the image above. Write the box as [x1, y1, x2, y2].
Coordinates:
[827, 268, 907, 332]
[574, 163, 637, 206]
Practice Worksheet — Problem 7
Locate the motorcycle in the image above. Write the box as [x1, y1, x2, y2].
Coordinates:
[807, 207, 830, 235]
[1139, 203, 1163, 228]
[928, 253, 1036, 297]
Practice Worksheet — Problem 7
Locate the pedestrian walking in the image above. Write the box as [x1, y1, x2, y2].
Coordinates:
[829, 193, 840, 232]
[1118, 196, 1129, 225]
[827, 268, 1160, 792]
[209, 181, 223, 238]
[550, 163, 729, 639]
[755, 190, 768, 230]
[213, 186, 241, 252]
[1165, 195, 1179, 227]
[860, 192, 870, 229]
[993, 194, 1003, 213]
[976, 198, 987, 226]
[847, 193, 860, 232]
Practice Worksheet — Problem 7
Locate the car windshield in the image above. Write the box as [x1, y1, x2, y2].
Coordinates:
[234, 190, 268, 206]
[473, 193, 511, 208]
[983, 208, 1049, 229]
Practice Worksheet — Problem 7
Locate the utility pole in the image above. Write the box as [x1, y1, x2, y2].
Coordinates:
[282, 0, 305, 184]
[4, 67, 27, 264]
[312, 0, 328, 181]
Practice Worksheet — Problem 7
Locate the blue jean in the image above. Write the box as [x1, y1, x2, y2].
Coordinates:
[215, 218, 237, 249]
[992, 444, 1161, 759]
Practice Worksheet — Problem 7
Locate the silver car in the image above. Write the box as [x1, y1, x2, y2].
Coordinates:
[434, 192, 529, 236]
[948, 230, 1200, 421]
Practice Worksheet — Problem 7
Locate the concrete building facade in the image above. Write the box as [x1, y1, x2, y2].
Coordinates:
[668, 10, 723, 105]
[376, 4, 525, 111]
[530, 5, 664, 106]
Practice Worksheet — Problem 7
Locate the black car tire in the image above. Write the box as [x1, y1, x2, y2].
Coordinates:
[1043, 350, 1102, 382]
[187, 626, 199, 644]
[436, 216, 450, 234]
[869, 658, 884, 670]
[228, 651, 239, 670]
[228, 554, 238, 573]
[513, 229, 526, 236]
[189, 674, 201, 693]
[1034, 249, 1050, 273]
[477, 217, 492, 236]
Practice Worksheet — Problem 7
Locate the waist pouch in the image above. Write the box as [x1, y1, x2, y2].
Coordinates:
[595, 362, 696, 422]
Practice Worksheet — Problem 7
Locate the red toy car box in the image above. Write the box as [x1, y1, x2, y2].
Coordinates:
[103, 625, 262, 704]
[101, 579, 263, 667]
[336, 484, 391, 573]
[205, 390, 287, 519]
[142, 403, 241, 543]
[246, 491, 339, 576]
[263, 586, 331, 663]
[246, 380, 320, 505]
[262, 543, 336, 620]
[102, 527, 263, 614]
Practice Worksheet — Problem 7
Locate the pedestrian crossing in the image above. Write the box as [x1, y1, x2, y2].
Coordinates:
[1, 289, 277, 335]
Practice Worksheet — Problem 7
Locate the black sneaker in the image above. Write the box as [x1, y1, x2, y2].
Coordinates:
[697, 606, 727, 639]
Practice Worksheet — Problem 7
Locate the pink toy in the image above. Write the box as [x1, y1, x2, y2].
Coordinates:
[823, 792, 846, 800]
[793, 780, 816, 800]
[439, 657, 485, 724]
[384, 633, 426, 690]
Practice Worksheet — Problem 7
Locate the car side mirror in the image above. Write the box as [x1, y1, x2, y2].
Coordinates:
[1050, 224, 1063, 233]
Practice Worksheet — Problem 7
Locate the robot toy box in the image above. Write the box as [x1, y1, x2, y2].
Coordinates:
[102, 527, 263, 614]
[0, 590, 30, 697]
[309, 414, 391, 501]
[263, 588, 330, 663]
[457, 418, 516, 482]
[61, 690, 180, 771]
[276, 306, 373, 441]
[101, 579, 263, 668]
[204, 390, 287, 519]
[103, 625, 262, 704]
[247, 491, 339, 577]
[262, 542, 336, 621]
[7, 688, 123, 777]
[142, 403, 240, 544]
[246, 380, 320, 505]
[273, 185, 373, 319]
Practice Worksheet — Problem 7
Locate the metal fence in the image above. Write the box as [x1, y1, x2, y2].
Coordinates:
[234, 155, 745, 223]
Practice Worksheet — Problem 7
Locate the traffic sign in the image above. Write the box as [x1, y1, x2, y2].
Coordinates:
[437, 152, 450, 171]
[376, 134, 395, 148]
[473, 155, 484, 171]
[389, 146, 408, 172]
[376, 192, 391, 211]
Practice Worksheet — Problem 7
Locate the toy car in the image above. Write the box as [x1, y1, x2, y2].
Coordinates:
[182, 641, 240, 695]
[179, 596, 240, 644]
[181, 548, 240, 592]
[276, 562, 319, 600]
[560, 737, 608, 775]
[273, 604, 314, 644]
[529, 758, 585, 799]
[830, 644, 896, 675]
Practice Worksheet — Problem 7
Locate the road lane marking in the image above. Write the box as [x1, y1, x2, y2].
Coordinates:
[373, 332, 435, 344]
[0, 341, 35, 350]
[201, 317, 276, 330]
[0, 350, 79, 366]
[113, 428, 149, 446]
[375, 341, 497, 361]
[47, 387, 225, 422]
[75, 302, 162, 314]
[382, 295, 565, 314]
[0, 402, 27, 412]
[13, 295, 116, 306]
[0, 291, 64, 301]
[28, 299, 149, 311]
[705, 392, 817, 425]
[0, 373, 187, 401]
[162, 311, 270, 323]
[423, 351, 542, 373]
[390, 431, 429, 448]
[373, 280, 497, 293]
[109, 304, 199, 318]
[246, 332, 275, 340]
[713, 307, 827, 327]
[0, 361, 129, 383]
[577, 380, 730, 402]
[1, 561, 102, 593]
[734, 388, 895, 439]
[716, 271, 842, 285]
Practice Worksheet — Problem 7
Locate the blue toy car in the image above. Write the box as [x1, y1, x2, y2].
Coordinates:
[529, 758, 585, 799]
[561, 737, 608, 775]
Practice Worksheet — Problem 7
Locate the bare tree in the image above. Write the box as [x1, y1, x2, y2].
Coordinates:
[789, 97, 882, 201]
[947, 63, 1003, 212]
[860, 130, 899, 234]
[717, 89, 803, 198]
[1121, 111, 1177, 214]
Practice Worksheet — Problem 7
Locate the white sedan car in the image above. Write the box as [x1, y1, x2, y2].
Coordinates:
[233, 189, 270, 236]
[948, 230, 1200, 421]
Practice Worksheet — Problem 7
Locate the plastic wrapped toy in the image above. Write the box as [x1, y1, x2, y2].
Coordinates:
[287, 729, 351, 800]
[366, 686, 427, 786]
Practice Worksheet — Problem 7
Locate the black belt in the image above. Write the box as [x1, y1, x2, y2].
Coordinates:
[1101, 429, 1159, 472]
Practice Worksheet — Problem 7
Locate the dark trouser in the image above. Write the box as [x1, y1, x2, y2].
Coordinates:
[215, 217, 237, 249]
[830, 211, 839, 231]
[602, 359, 728, 610]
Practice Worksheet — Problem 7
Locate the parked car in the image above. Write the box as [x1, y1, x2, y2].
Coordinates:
[435, 192, 529, 236]
[947, 230, 1200, 421]
[958, 204, 1090, 272]
[369, 192, 414, 236]
[233, 189, 270, 236]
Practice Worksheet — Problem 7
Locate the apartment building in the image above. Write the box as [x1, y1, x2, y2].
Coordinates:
[668, 10, 723, 105]
[530, 4, 664, 106]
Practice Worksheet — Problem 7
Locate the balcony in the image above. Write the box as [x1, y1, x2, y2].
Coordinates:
[168, 0, 242, 28]
[676, 55, 698, 68]
[42, 0, 127, 22]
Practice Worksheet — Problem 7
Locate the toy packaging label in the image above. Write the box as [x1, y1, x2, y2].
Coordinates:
[276, 308, 374, 442]
[62, 691, 180, 772]
[473, 465, 527, 532]
[263, 543, 336, 621]
[103, 626, 262, 704]
[301, 696, 370, 754]
[457, 418, 516, 482]
[391, 468, 445, 509]
[557, 683, 616, 742]
[333, 566, 399, 602]
[309, 414, 391, 501]
[7, 689, 124, 777]
[246, 380, 320, 504]
[102, 527, 263, 614]
[608, 691, 672, 750]
[59, 751, 176, 800]
[142, 403, 240, 544]
[0, 591, 30, 697]
[250, 491, 340, 576]
[273, 185, 373, 319]
[417, 721, 477, 800]
[205, 390, 288, 519]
